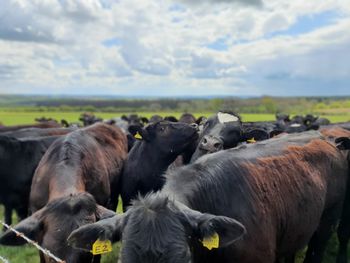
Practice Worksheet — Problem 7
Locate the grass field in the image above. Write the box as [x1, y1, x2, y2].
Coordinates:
[0, 110, 349, 262]
[0, 111, 349, 125]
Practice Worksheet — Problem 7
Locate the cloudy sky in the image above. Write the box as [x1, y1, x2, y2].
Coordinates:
[0, 0, 349, 97]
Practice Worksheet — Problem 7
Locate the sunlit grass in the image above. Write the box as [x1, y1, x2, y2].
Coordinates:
[0, 111, 349, 125]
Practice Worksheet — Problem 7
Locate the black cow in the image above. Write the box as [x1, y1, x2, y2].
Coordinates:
[276, 113, 291, 122]
[69, 130, 349, 263]
[122, 114, 149, 137]
[164, 116, 178, 122]
[191, 112, 268, 162]
[120, 121, 198, 210]
[35, 117, 59, 124]
[320, 128, 350, 263]
[0, 135, 61, 226]
[149, 115, 163, 123]
[0, 123, 127, 263]
[179, 113, 197, 124]
[243, 121, 283, 137]
[79, 113, 103, 126]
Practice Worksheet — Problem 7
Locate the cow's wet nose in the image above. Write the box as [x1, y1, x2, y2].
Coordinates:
[200, 135, 223, 152]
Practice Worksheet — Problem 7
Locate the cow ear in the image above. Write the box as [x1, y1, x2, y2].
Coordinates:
[121, 115, 129, 121]
[335, 137, 350, 150]
[179, 206, 245, 249]
[138, 127, 151, 141]
[242, 129, 269, 142]
[128, 125, 150, 141]
[68, 213, 127, 251]
[140, 117, 149, 124]
[196, 214, 245, 248]
[96, 205, 116, 220]
[0, 212, 43, 246]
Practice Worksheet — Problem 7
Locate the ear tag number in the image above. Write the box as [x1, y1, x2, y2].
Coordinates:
[134, 132, 142, 140]
[91, 239, 112, 255]
[201, 232, 219, 250]
[247, 137, 256, 143]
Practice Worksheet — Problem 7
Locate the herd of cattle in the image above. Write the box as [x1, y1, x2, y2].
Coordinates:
[0, 112, 350, 263]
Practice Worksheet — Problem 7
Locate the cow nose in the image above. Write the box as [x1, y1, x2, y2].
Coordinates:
[200, 135, 223, 152]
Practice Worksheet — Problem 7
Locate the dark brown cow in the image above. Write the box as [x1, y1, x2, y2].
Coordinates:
[69, 130, 349, 263]
[0, 123, 127, 263]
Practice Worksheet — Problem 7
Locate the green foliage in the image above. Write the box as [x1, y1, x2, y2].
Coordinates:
[0, 95, 349, 116]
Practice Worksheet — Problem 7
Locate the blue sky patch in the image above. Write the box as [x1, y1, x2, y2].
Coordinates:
[270, 10, 339, 37]
[102, 37, 122, 47]
[169, 3, 186, 12]
[206, 37, 229, 51]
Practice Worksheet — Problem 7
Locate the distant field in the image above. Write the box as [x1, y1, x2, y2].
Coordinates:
[0, 111, 349, 125]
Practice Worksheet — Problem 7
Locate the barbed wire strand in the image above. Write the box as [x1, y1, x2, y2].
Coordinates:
[0, 220, 65, 263]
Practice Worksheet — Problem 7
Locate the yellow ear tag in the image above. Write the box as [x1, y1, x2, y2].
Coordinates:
[247, 137, 256, 143]
[201, 232, 219, 250]
[91, 239, 113, 255]
[134, 132, 142, 140]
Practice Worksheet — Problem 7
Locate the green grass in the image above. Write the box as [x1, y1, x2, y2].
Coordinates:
[0, 111, 349, 126]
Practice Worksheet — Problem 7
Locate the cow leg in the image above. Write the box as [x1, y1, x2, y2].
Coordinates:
[336, 217, 350, 263]
[108, 179, 121, 212]
[303, 208, 340, 263]
[15, 206, 28, 222]
[336, 188, 350, 263]
[284, 254, 296, 263]
[4, 206, 12, 229]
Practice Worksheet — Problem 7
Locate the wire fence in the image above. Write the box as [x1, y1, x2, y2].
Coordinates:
[0, 220, 65, 263]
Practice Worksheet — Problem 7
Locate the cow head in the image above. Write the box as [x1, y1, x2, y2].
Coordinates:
[132, 121, 199, 156]
[0, 193, 114, 263]
[68, 194, 245, 263]
[179, 113, 197, 124]
[190, 112, 243, 162]
[275, 113, 290, 123]
[191, 112, 270, 162]
[336, 137, 350, 150]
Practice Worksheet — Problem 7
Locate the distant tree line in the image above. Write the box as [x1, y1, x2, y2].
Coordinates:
[0, 95, 349, 115]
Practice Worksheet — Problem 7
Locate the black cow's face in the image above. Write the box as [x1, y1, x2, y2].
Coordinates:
[0, 193, 114, 263]
[68, 194, 245, 263]
[191, 112, 242, 161]
[136, 121, 198, 155]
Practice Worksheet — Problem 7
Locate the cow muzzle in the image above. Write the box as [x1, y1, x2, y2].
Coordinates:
[199, 135, 223, 153]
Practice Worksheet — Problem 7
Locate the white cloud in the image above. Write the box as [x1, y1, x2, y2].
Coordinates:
[0, 0, 349, 96]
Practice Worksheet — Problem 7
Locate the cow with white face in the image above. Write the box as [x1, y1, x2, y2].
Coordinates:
[191, 111, 268, 162]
